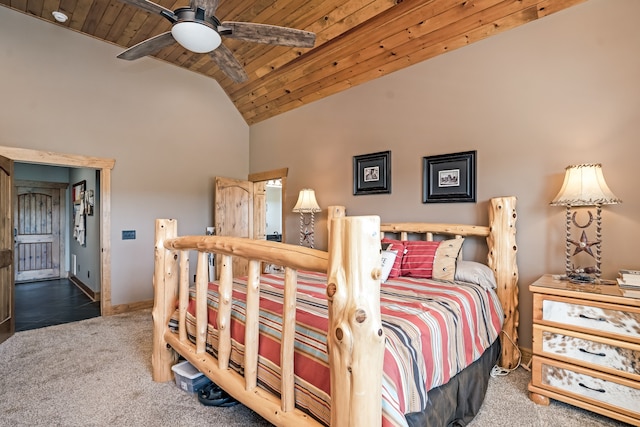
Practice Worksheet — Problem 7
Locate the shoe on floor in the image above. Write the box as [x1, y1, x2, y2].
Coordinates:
[198, 382, 239, 407]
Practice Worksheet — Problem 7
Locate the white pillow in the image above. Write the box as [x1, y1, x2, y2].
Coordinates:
[380, 250, 398, 283]
[432, 238, 465, 281]
[455, 260, 497, 290]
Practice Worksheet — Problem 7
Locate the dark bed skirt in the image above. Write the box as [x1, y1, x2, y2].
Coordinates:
[405, 338, 501, 427]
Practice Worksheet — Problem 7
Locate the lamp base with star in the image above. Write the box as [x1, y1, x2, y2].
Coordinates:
[562, 205, 603, 282]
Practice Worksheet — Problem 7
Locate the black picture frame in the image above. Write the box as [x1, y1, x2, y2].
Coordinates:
[72, 180, 86, 203]
[423, 150, 476, 203]
[353, 151, 391, 195]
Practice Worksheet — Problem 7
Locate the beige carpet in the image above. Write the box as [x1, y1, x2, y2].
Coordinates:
[0, 309, 630, 426]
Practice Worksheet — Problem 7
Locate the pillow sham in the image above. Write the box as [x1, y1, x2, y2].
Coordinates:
[381, 238, 405, 279]
[455, 260, 497, 290]
[400, 240, 440, 278]
[380, 249, 398, 283]
[432, 238, 465, 281]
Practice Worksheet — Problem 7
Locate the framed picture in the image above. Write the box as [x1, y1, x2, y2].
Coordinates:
[85, 190, 95, 216]
[353, 151, 391, 195]
[423, 150, 476, 203]
[72, 180, 86, 203]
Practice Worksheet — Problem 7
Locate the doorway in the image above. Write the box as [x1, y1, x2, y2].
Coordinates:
[265, 179, 283, 242]
[0, 145, 115, 317]
[248, 167, 288, 244]
[13, 175, 102, 330]
[213, 169, 288, 278]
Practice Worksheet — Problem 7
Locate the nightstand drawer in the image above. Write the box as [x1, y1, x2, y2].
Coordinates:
[533, 294, 640, 343]
[533, 325, 640, 381]
[531, 357, 640, 419]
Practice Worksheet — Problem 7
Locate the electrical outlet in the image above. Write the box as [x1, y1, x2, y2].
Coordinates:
[122, 230, 136, 240]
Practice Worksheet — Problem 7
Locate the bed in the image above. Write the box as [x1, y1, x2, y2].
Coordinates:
[152, 196, 519, 426]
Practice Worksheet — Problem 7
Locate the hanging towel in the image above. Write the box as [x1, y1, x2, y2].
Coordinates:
[73, 202, 85, 246]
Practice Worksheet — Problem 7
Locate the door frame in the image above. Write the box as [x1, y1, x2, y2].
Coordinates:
[0, 154, 14, 344]
[0, 146, 116, 315]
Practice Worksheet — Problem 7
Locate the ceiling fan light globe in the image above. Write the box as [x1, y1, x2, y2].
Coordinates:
[171, 21, 221, 53]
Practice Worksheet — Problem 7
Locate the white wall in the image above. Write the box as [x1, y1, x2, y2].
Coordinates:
[1, 7, 250, 305]
[250, 0, 640, 348]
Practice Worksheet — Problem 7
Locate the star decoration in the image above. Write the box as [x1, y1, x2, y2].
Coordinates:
[568, 230, 599, 258]
[302, 228, 314, 243]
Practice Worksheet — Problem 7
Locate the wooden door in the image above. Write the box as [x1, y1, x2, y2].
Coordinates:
[13, 182, 64, 282]
[214, 177, 253, 278]
[0, 154, 14, 344]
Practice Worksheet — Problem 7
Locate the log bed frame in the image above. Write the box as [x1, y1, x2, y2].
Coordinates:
[152, 196, 519, 427]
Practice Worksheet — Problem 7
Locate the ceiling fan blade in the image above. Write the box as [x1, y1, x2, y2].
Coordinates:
[219, 22, 315, 48]
[209, 44, 248, 83]
[117, 32, 176, 60]
[117, 0, 174, 17]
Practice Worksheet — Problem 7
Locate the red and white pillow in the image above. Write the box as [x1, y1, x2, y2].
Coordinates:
[381, 237, 464, 280]
[401, 240, 441, 278]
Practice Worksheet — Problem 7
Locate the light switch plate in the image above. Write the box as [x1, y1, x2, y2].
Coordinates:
[122, 230, 136, 240]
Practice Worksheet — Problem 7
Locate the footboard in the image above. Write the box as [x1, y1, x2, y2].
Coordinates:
[152, 215, 384, 427]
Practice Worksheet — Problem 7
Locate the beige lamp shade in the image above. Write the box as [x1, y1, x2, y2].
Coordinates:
[292, 189, 321, 213]
[550, 163, 621, 207]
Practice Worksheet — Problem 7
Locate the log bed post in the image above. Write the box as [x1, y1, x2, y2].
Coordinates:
[487, 196, 519, 369]
[326, 215, 385, 427]
[152, 219, 180, 382]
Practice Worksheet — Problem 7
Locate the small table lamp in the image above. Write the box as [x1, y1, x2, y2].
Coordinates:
[550, 163, 621, 282]
[292, 189, 321, 248]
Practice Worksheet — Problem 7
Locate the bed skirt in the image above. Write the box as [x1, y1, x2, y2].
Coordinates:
[405, 338, 501, 427]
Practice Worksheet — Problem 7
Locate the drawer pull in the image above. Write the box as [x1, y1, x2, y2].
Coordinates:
[578, 348, 606, 357]
[578, 382, 605, 393]
[579, 314, 606, 322]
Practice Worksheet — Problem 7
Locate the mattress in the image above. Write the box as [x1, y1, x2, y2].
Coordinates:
[169, 270, 503, 427]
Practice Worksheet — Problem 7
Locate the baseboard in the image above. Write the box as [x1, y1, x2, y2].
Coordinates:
[107, 300, 153, 315]
[69, 275, 100, 302]
[520, 346, 533, 367]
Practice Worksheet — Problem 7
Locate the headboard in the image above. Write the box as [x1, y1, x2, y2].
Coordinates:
[328, 196, 519, 369]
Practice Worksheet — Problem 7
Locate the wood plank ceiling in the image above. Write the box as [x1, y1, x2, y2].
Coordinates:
[2, 0, 587, 124]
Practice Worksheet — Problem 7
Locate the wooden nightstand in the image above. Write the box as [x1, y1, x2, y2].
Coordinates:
[528, 274, 640, 425]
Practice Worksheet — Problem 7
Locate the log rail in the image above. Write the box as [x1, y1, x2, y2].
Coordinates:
[153, 215, 384, 427]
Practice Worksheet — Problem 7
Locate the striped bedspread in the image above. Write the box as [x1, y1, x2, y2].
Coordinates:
[170, 270, 503, 427]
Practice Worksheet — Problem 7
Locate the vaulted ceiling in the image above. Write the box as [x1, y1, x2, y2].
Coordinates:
[2, 0, 586, 124]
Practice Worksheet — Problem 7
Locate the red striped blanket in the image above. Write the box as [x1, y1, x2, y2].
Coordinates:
[170, 271, 502, 426]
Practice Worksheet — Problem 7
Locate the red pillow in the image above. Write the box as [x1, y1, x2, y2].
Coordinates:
[381, 238, 405, 279]
[401, 240, 441, 278]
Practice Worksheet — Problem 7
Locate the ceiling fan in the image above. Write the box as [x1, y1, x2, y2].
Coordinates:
[116, 0, 316, 83]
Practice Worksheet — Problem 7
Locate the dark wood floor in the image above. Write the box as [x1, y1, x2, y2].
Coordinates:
[15, 278, 100, 331]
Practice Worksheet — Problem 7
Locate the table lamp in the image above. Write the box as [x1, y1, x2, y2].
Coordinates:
[550, 163, 621, 282]
[292, 189, 321, 248]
